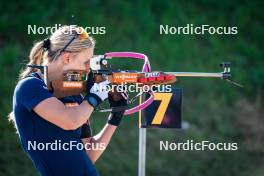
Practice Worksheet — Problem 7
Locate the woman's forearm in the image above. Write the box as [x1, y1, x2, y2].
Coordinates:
[34, 97, 94, 130]
[82, 123, 117, 163]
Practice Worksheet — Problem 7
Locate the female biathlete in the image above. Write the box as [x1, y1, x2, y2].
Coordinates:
[9, 25, 127, 176]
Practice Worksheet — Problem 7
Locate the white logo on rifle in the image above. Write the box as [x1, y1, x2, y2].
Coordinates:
[145, 72, 160, 78]
[116, 74, 137, 80]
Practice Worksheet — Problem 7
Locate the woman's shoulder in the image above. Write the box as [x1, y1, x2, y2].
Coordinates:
[14, 73, 51, 102]
[14, 73, 53, 110]
[15, 73, 45, 92]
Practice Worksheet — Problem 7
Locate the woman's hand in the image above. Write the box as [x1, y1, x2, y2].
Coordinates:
[107, 91, 128, 126]
[84, 72, 110, 108]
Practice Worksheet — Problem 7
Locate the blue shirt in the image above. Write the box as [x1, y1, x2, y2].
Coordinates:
[13, 72, 98, 176]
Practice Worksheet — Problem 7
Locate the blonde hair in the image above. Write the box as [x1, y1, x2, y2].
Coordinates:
[9, 25, 95, 123]
[19, 25, 95, 80]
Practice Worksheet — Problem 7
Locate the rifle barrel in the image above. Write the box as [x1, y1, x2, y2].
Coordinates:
[165, 72, 223, 78]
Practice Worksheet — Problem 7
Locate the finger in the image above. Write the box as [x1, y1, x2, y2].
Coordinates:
[121, 92, 128, 100]
[100, 80, 111, 85]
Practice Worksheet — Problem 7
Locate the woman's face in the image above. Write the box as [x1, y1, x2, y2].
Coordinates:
[61, 47, 94, 72]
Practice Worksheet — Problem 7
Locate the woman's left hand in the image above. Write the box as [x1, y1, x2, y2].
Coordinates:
[107, 90, 128, 126]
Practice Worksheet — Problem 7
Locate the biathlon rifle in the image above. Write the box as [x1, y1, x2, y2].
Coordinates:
[28, 52, 242, 115]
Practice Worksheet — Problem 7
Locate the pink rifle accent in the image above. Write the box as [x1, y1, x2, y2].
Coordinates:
[104, 52, 154, 115]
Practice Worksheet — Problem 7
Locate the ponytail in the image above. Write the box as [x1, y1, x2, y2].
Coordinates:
[19, 41, 44, 80]
[8, 112, 16, 129]
[8, 41, 44, 124]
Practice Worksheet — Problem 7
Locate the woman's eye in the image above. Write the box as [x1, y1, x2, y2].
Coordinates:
[84, 61, 90, 69]
[84, 60, 90, 65]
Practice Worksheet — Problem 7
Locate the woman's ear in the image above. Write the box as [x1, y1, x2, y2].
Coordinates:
[61, 52, 71, 64]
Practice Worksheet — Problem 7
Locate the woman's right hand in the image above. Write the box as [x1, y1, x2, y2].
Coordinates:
[84, 72, 110, 108]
